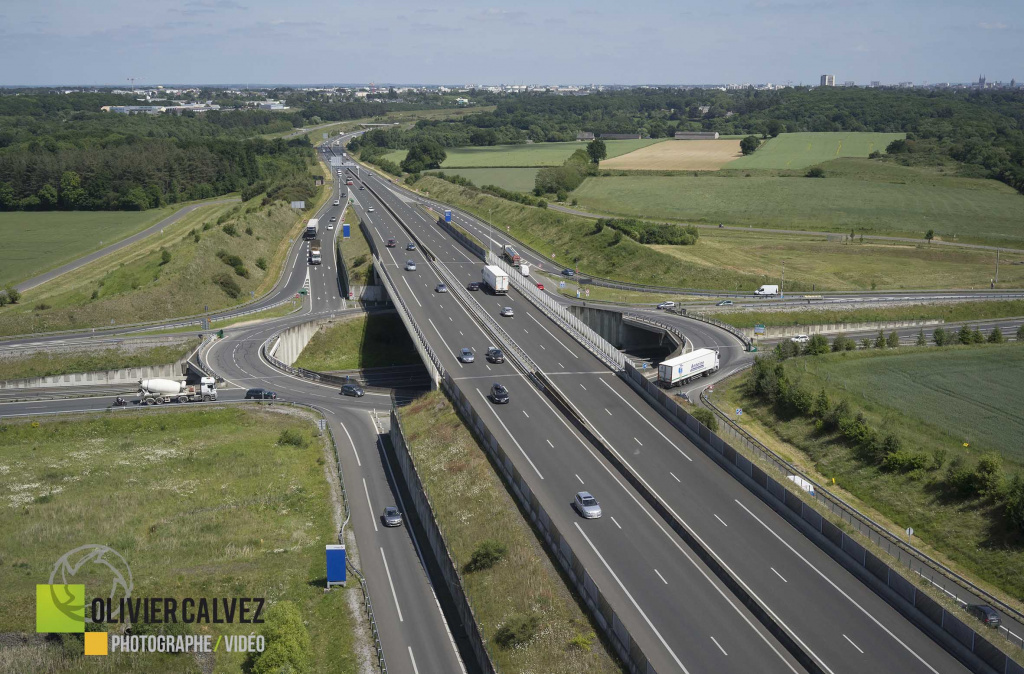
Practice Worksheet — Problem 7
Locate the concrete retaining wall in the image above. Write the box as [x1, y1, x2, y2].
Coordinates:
[741, 318, 943, 339]
[268, 318, 334, 366]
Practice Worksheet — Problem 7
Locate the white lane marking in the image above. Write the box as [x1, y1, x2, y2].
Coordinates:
[428, 318, 463, 367]
[363, 478, 377, 532]
[599, 379, 692, 461]
[379, 547, 404, 622]
[714, 514, 728, 527]
[610, 516, 622, 529]
[575, 473, 584, 484]
[654, 569, 668, 585]
[580, 383, 586, 391]
[522, 410, 529, 418]
[574, 523, 690, 674]
[710, 636, 728, 657]
[526, 311, 579, 357]
[634, 437, 643, 446]
[339, 420, 361, 467]
[604, 408, 612, 415]
[735, 499, 940, 674]
[772, 567, 788, 583]
[475, 389, 543, 479]
[843, 634, 865, 654]
[670, 472, 681, 482]
[409, 647, 421, 674]
[401, 277, 423, 307]
[546, 439, 554, 448]
[558, 362, 564, 368]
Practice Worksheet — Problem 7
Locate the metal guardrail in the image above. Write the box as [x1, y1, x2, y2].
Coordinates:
[662, 307, 752, 348]
[700, 370, 1024, 648]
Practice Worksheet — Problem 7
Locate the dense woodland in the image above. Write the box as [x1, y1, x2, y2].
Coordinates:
[350, 87, 1024, 194]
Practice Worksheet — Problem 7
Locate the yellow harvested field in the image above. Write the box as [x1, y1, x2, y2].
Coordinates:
[600, 139, 742, 170]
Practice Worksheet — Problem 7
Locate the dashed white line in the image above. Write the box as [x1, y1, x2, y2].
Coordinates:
[634, 437, 643, 446]
[580, 383, 586, 391]
[843, 634, 864, 654]
[670, 472, 681, 482]
[771, 567, 788, 583]
[475, 389, 544, 479]
[575, 473, 584, 484]
[654, 569, 668, 585]
[522, 410, 530, 418]
[714, 514, 728, 527]
[379, 547, 403, 622]
[710, 636, 728, 657]
[546, 439, 554, 448]
[598, 379, 692, 461]
[610, 516, 622, 529]
[408, 647, 421, 674]
[363, 479, 377, 532]
[605, 408, 612, 415]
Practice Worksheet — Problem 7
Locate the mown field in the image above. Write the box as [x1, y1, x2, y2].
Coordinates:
[384, 138, 663, 168]
[600, 139, 741, 171]
[424, 168, 539, 192]
[0, 208, 180, 286]
[400, 391, 621, 673]
[726, 132, 905, 169]
[293, 312, 419, 371]
[0, 406, 357, 674]
[708, 300, 1024, 328]
[572, 158, 1024, 246]
[0, 338, 198, 381]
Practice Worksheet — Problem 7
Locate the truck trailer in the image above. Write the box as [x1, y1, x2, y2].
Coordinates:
[309, 239, 322, 265]
[657, 349, 720, 388]
[502, 245, 521, 266]
[482, 265, 509, 294]
[304, 218, 319, 239]
[138, 377, 218, 405]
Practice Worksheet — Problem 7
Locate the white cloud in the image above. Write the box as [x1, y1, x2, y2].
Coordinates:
[978, 21, 1008, 30]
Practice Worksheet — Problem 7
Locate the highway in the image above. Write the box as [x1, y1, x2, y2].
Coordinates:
[347, 160, 971, 674]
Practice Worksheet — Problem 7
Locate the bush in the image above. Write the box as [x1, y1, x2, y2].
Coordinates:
[803, 334, 830, 355]
[277, 429, 308, 448]
[740, 135, 759, 155]
[160, 249, 171, 266]
[556, 189, 568, 202]
[567, 632, 596, 652]
[222, 224, 239, 237]
[256, 257, 268, 271]
[805, 166, 826, 178]
[240, 181, 268, 202]
[881, 450, 928, 473]
[609, 230, 623, 246]
[34, 302, 51, 311]
[933, 327, 948, 346]
[886, 331, 900, 348]
[4, 285, 20, 304]
[493, 613, 540, 649]
[0, 293, 7, 307]
[464, 540, 507, 572]
[213, 272, 241, 298]
[591, 220, 604, 235]
[831, 334, 856, 351]
[247, 601, 310, 674]
[245, 226, 253, 236]
[1018, 325, 1024, 341]
[988, 326, 1004, 343]
[874, 329, 886, 349]
[690, 406, 718, 433]
[537, 199, 547, 209]
[599, 218, 699, 246]
[1004, 475, 1024, 533]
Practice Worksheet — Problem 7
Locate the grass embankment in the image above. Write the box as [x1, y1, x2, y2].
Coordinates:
[338, 211, 374, 286]
[0, 407, 358, 674]
[572, 158, 1024, 247]
[709, 300, 1024, 328]
[424, 168, 540, 193]
[400, 391, 622, 674]
[717, 343, 1024, 600]
[293, 313, 419, 371]
[0, 338, 199, 381]
[385, 138, 662, 168]
[725, 132, 905, 169]
[0, 208, 180, 286]
[0, 196, 312, 337]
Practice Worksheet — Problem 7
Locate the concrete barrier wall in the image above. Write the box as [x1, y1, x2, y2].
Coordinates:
[270, 319, 325, 366]
[740, 318, 943, 339]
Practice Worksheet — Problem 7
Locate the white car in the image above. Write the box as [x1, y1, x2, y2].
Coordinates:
[328, 224, 335, 230]
[367, 206, 375, 213]
[333, 200, 340, 206]
[790, 334, 810, 344]
[657, 301, 676, 310]
[405, 260, 417, 271]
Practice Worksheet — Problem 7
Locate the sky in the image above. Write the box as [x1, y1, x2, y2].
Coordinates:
[1, 0, 1022, 86]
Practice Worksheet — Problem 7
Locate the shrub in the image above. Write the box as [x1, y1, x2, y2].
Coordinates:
[247, 601, 310, 674]
[874, 329, 886, 349]
[277, 429, 308, 447]
[245, 226, 253, 236]
[599, 218, 699, 246]
[916, 329, 926, 346]
[567, 632, 595, 652]
[805, 166, 826, 178]
[933, 327, 948, 346]
[537, 199, 547, 209]
[256, 257, 268, 271]
[988, 326, 1004, 343]
[213, 272, 241, 298]
[222, 224, 239, 237]
[34, 303, 52, 311]
[4, 285, 20, 304]
[1004, 475, 1024, 533]
[202, 222, 213, 231]
[160, 249, 171, 266]
[881, 450, 928, 473]
[831, 334, 856, 351]
[591, 220, 604, 235]
[1018, 324, 1024, 341]
[690, 407, 718, 433]
[803, 334, 830, 356]
[975, 453, 1004, 496]
[556, 189, 568, 202]
[464, 540, 507, 572]
[90, 289, 99, 300]
[609, 230, 623, 246]
[945, 457, 981, 498]
[0, 293, 7, 307]
[494, 613, 540, 649]
[886, 331, 900, 348]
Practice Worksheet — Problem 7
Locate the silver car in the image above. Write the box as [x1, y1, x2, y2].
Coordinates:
[382, 506, 403, 527]
[459, 348, 475, 363]
[367, 206, 375, 213]
[500, 306, 514, 317]
[435, 283, 448, 293]
[574, 491, 602, 519]
[405, 260, 417, 271]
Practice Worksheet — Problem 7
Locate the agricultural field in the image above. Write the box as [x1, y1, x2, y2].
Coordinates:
[726, 132, 905, 169]
[293, 312, 419, 371]
[384, 138, 663, 168]
[571, 158, 1024, 246]
[0, 207, 180, 286]
[0, 406, 358, 674]
[705, 299, 1024, 328]
[600, 139, 742, 171]
[424, 168, 539, 192]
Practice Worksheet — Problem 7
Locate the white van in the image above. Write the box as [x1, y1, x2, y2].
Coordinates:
[519, 263, 530, 277]
[755, 284, 780, 295]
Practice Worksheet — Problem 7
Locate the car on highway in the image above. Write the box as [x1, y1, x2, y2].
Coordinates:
[790, 334, 810, 344]
[467, 282, 480, 291]
[386, 238, 397, 247]
[330, 216, 337, 222]
[405, 260, 417, 271]
[406, 242, 416, 251]
[435, 283, 448, 293]
[245, 388, 277, 400]
[716, 300, 733, 306]
[485, 347, 504, 363]
[500, 306, 514, 317]
[574, 491, 602, 519]
[657, 301, 676, 310]
[340, 383, 364, 397]
[327, 224, 335, 230]
[381, 506, 403, 527]
[459, 348, 475, 363]
[359, 185, 365, 190]
[562, 268, 575, 277]
[367, 206, 375, 213]
[333, 200, 340, 206]
[536, 283, 545, 291]
[489, 382, 510, 404]
[966, 604, 1001, 628]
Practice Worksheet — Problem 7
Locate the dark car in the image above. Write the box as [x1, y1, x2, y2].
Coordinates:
[467, 282, 481, 291]
[562, 268, 575, 277]
[489, 382, 509, 404]
[381, 506, 403, 527]
[966, 604, 1001, 628]
[386, 238, 397, 247]
[245, 388, 277, 400]
[406, 242, 416, 251]
[340, 384, 364, 397]
[485, 347, 504, 363]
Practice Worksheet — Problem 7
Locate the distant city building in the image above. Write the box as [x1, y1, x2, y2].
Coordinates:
[978, 74, 986, 88]
[820, 74, 835, 87]
[843, 80, 855, 87]
[576, 131, 595, 141]
[674, 131, 720, 140]
[455, 97, 470, 106]
[870, 81, 881, 88]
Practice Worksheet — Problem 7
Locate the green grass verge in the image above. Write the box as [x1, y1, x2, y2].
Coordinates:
[718, 343, 1024, 600]
[0, 338, 199, 380]
[425, 168, 540, 192]
[572, 158, 1024, 247]
[726, 132, 905, 169]
[338, 211, 374, 287]
[385, 139, 663, 168]
[0, 207, 180, 286]
[711, 300, 1024, 328]
[0, 406, 358, 673]
[212, 300, 302, 329]
[293, 312, 420, 371]
[399, 391, 621, 673]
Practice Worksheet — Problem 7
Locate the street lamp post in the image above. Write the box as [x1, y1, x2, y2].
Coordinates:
[781, 261, 785, 298]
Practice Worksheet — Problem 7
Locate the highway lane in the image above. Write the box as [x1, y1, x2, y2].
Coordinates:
[359, 169, 972, 674]
[353, 174, 805, 673]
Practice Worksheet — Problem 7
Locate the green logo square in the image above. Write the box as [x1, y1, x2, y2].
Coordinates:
[36, 584, 85, 633]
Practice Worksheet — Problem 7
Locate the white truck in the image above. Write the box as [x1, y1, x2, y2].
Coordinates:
[755, 284, 779, 295]
[519, 263, 530, 277]
[138, 377, 218, 405]
[657, 349, 720, 388]
[482, 265, 509, 294]
[304, 218, 319, 240]
[309, 239, 322, 265]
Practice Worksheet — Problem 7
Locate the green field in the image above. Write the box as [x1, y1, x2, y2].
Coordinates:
[425, 168, 539, 192]
[400, 392, 620, 673]
[0, 407, 357, 673]
[572, 158, 1024, 246]
[293, 312, 419, 371]
[726, 132, 905, 169]
[0, 208, 181, 286]
[384, 139, 663, 168]
[707, 300, 1024, 328]
[0, 338, 198, 380]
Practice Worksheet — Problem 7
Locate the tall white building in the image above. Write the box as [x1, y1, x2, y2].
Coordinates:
[820, 74, 836, 87]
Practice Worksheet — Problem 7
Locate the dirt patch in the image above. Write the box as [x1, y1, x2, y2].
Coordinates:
[600, 139, 742, 170]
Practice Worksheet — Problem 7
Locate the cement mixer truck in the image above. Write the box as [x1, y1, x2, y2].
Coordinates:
[138, 377, 217, 405]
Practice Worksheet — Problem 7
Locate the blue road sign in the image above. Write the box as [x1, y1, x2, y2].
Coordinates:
[444, 210, 452, 224]
[342, 223, 350, 239]
[326, 545, 346, 586]
[736, 408, 743, 416]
